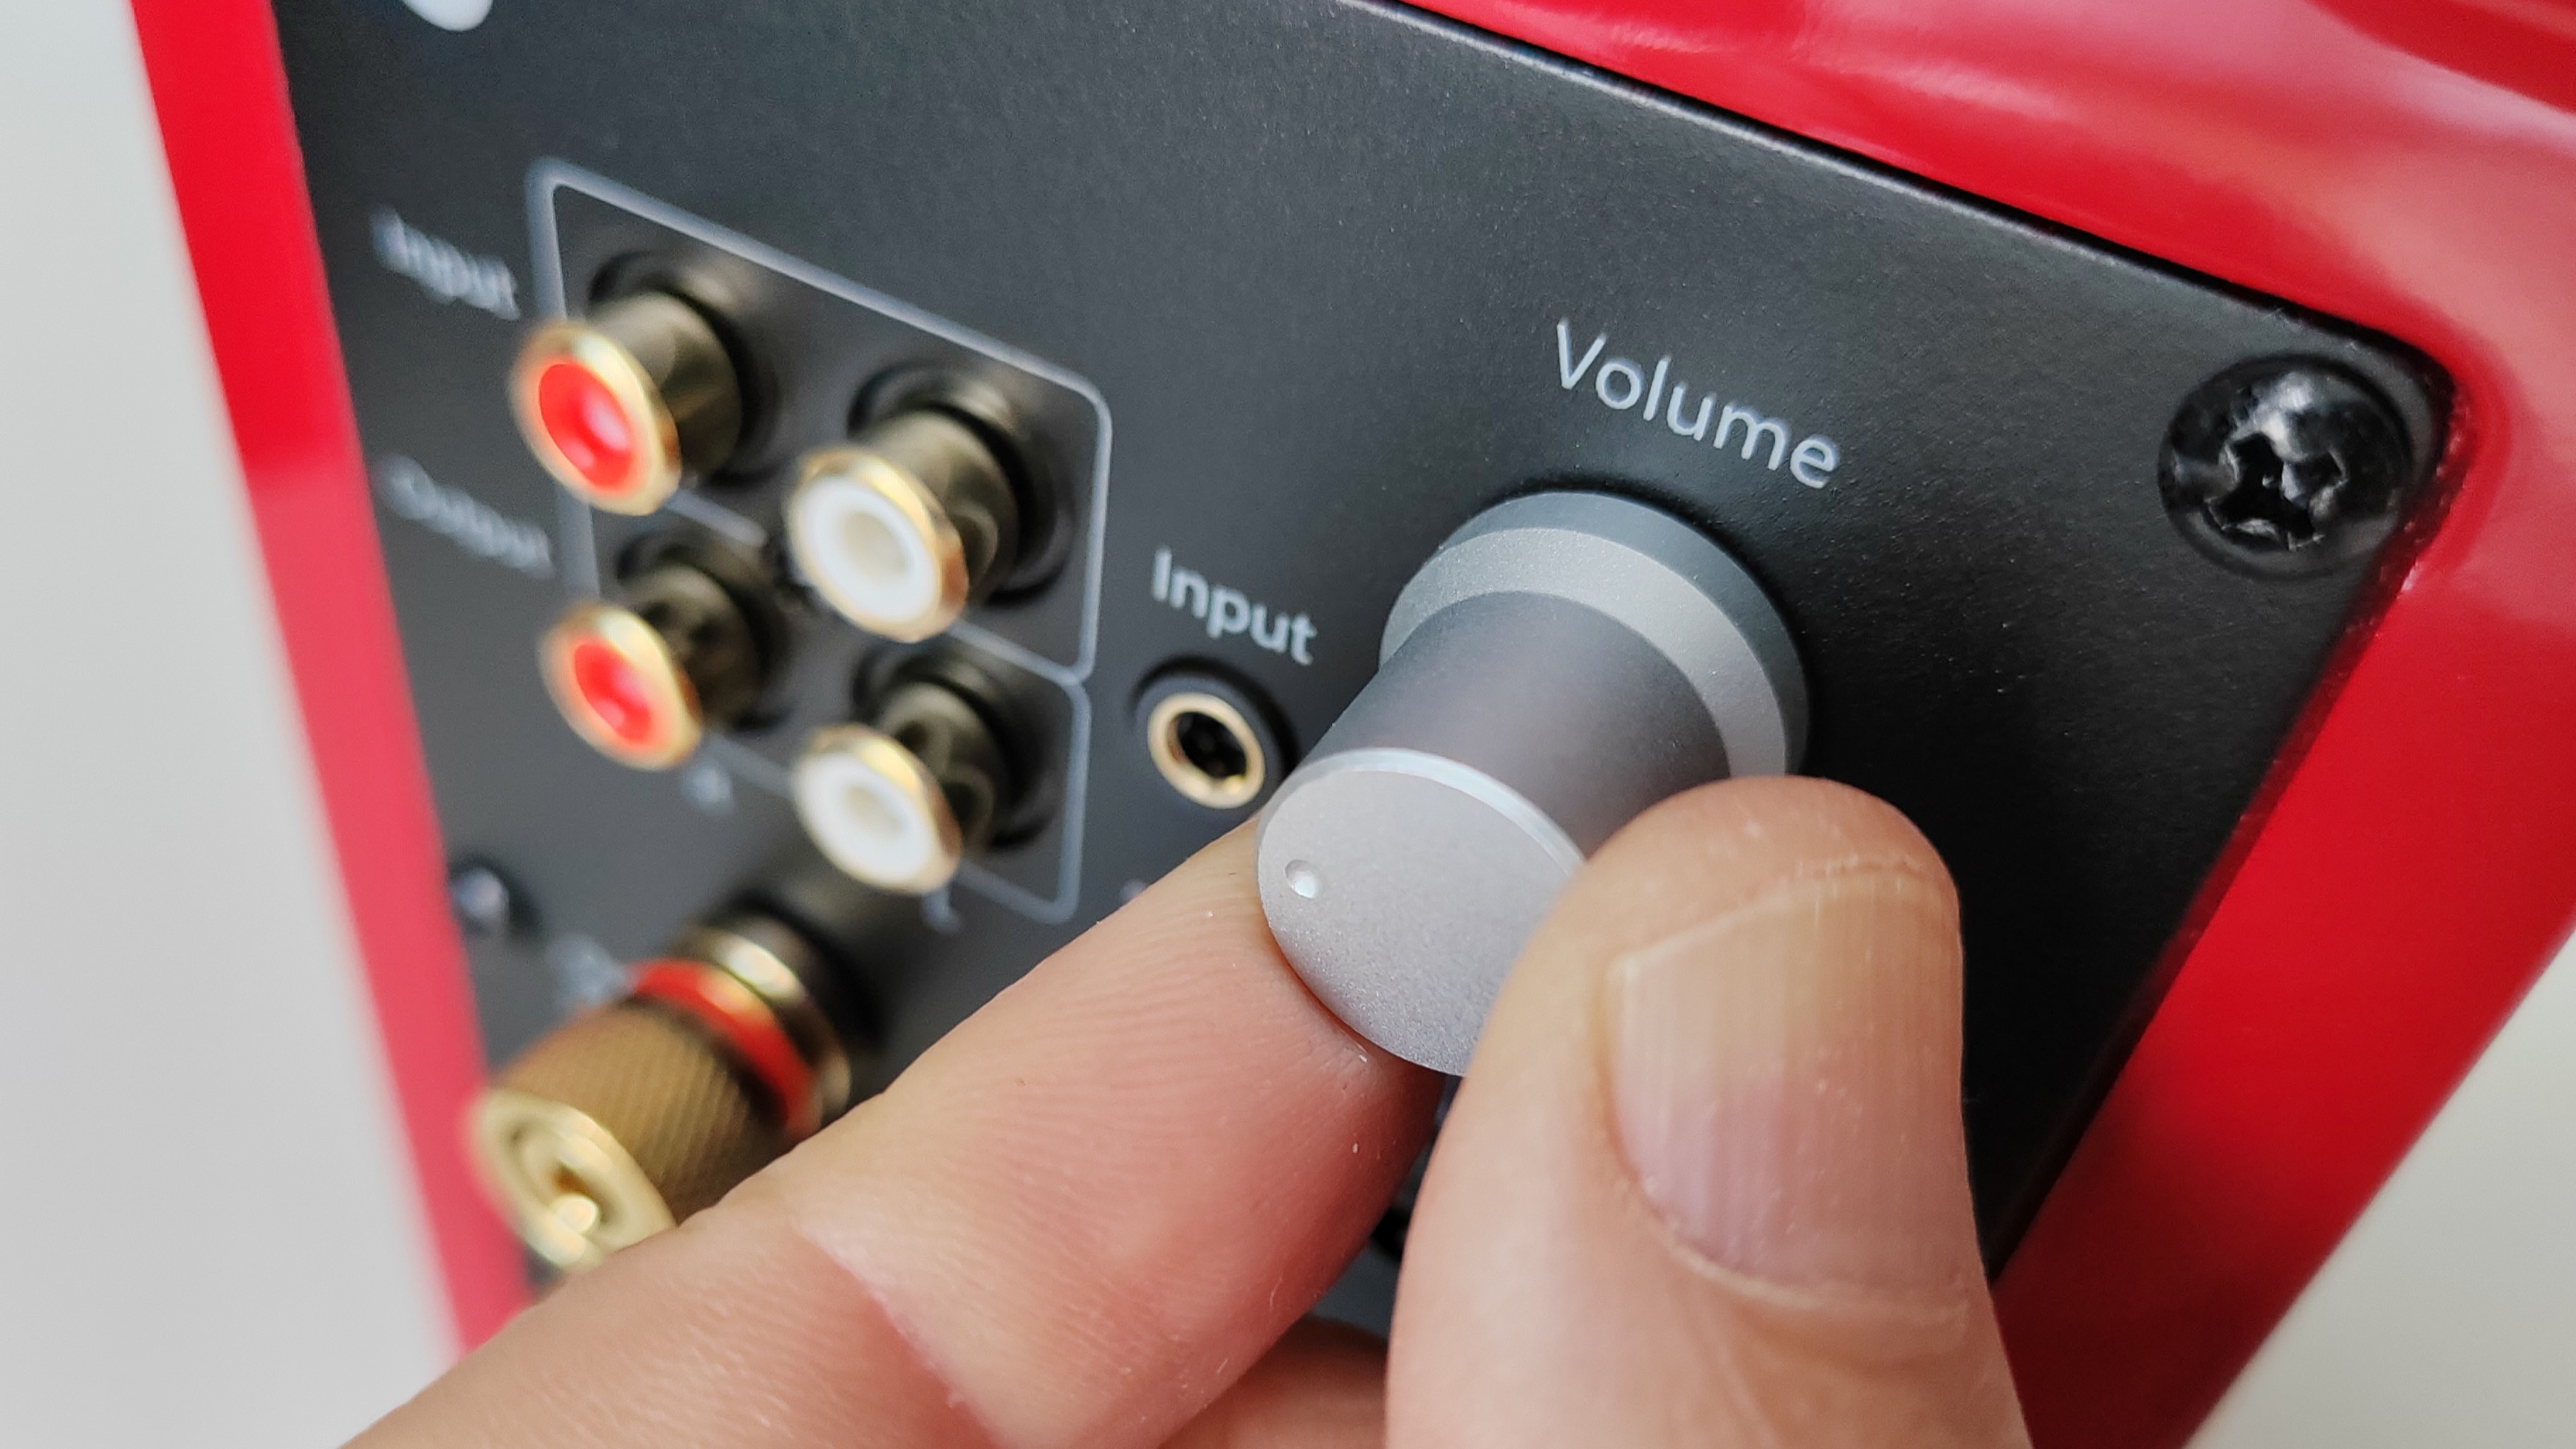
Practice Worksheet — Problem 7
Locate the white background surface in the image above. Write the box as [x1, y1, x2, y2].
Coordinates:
[2192, 926, 2576, 1446]
[0, 3, 450, 1445]
[0, 3, 2569, 1445]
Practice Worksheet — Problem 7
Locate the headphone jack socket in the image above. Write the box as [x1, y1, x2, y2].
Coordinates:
[1137, 670, 1288, 812]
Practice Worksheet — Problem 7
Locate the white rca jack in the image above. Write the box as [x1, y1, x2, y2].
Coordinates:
[787, 411, 1019, 642]
[794, 678, 1016, 894]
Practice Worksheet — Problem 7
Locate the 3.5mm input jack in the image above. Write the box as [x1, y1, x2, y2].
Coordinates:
[1138, 671, 1285, 812]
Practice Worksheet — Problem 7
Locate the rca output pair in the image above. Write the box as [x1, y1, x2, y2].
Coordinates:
[535, 552, 1033, 899]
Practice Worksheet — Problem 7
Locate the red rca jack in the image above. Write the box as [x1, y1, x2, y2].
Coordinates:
[467, 911, 863, 1272]
[793, 664, 1034, 894]
[786, 406, 1023, 642]
[540, 549, 779, 770]
[511, 289, 744, 514]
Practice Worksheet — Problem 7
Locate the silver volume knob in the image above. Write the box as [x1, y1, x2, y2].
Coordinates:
[1255, 491, 1806, 1074]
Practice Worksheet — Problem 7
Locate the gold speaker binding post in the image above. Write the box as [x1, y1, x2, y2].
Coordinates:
[466, 914, 860, 1272]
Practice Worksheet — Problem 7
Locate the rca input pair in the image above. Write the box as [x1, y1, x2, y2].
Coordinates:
[512, 282, 1038, 644]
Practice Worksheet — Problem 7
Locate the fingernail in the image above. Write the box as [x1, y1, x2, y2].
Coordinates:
[1602, 871, 1968, 1295]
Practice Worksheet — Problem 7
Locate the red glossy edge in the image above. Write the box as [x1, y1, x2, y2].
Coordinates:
[1412, 2, 2576, 1445]
[134, 0, 2576, 1431]
[127, 0, 528, 1350]
[630, 962, 820, 1139]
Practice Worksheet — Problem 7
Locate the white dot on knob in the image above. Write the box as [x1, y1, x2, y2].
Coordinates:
[1285, 860, 1321, 899]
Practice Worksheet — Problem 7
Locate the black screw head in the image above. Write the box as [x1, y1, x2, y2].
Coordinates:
[2160, 360, 2414, 576]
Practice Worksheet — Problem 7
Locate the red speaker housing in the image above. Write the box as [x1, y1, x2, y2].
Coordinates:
[129, 3, 2576, 1445]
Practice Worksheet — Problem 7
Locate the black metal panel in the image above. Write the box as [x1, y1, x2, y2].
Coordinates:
[273, 0, 2441, 1284]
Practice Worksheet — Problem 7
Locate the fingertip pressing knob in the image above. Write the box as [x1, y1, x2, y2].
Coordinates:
[1255, 491, 1806, 1074]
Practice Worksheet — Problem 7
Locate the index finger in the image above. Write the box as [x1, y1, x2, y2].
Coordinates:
[357, 828, 1439, 1449]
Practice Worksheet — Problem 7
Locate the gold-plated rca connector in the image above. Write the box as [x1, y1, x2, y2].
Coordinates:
[510, 291, 743, 514]
[793, 680, 1011, 894]
[538, 560, 769, 770]
[786, 411, 1019, 641]
[540, 600, 702, 770]
[467, 918, 859, 1272]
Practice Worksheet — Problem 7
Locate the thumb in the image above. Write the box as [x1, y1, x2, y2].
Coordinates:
[1385, 777, 2029, 1448]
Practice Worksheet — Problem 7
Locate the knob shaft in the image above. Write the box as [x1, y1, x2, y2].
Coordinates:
[1255, 491, 1805, 1074]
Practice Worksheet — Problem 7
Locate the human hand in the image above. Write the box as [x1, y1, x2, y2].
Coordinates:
[355, 777, 2028, 1447]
